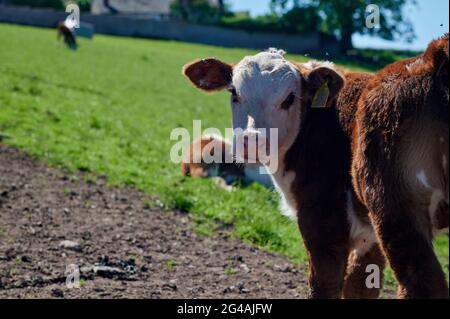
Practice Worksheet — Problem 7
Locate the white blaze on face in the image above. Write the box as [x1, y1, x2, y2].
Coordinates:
[230, 49, 302, 165]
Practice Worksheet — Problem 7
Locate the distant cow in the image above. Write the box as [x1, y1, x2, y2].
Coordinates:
[182, 35, 448, 299]
[57, 21, 77, 50]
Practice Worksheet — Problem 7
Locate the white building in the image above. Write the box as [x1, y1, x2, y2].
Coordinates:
[91, 0, 219, 18]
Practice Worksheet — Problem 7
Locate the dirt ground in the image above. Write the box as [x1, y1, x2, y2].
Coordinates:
[0, 144, 309, 299]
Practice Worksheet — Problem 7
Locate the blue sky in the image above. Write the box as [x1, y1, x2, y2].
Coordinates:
[228, 0, 449, 51]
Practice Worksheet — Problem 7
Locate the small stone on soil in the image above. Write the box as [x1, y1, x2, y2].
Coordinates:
[223, 286, 236, 294]
[51, 288, 64, 298]
[21, 255, 32, 263]
[59, 240, 82, 252]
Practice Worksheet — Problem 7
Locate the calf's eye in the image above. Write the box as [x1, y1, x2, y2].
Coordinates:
[281, 92, 295, 110]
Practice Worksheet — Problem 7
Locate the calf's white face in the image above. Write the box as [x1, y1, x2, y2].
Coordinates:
[230, 50, 302, 162]
[183, 50, 344, 170]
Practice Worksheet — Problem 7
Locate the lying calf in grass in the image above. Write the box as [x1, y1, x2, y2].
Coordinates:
[183, 42, 449, 299]
[181, 135, 273, 189]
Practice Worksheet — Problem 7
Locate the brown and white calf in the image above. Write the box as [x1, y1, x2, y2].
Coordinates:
[181, 135, 274, 189]
[183, 50, 372, 299]
[182, 36, 448, 299]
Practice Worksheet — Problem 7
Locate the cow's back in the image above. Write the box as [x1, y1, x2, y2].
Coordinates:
[336, 72, 373, 139]
[351, 34, 449, 234]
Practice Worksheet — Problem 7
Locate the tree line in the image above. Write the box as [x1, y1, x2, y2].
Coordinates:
[5, 0, 417, 54]
[172, 0, 416, 54]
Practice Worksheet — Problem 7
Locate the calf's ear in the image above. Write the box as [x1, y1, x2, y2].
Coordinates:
[183, 58, 233, 92]
[306, 67, 344, 108]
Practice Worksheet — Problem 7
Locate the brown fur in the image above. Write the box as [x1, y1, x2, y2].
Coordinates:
[182, 136, 219, 177]
[181, 136, 245, 181]
[287, 35, 449, 299]
[181, 136, 276, 189]
[349, 34, 449, 299]
[343, 245, 386, 299]
[278, 63, 387, 299]
[284, 100, 352, 298]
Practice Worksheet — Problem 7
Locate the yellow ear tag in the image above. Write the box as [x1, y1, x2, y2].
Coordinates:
[311, 82, 330, 108]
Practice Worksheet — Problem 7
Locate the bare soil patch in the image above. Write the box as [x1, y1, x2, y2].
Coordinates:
[0, 144, 308, 299]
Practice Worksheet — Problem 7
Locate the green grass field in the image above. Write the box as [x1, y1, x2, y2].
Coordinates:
[0, 23, 447, 289]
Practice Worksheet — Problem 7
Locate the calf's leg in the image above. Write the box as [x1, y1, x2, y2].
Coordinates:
[297, 206, 350, 299]
[353, 164, 448, 298]
[343, 244, 386, 299]
[372, 207, 447, 299]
